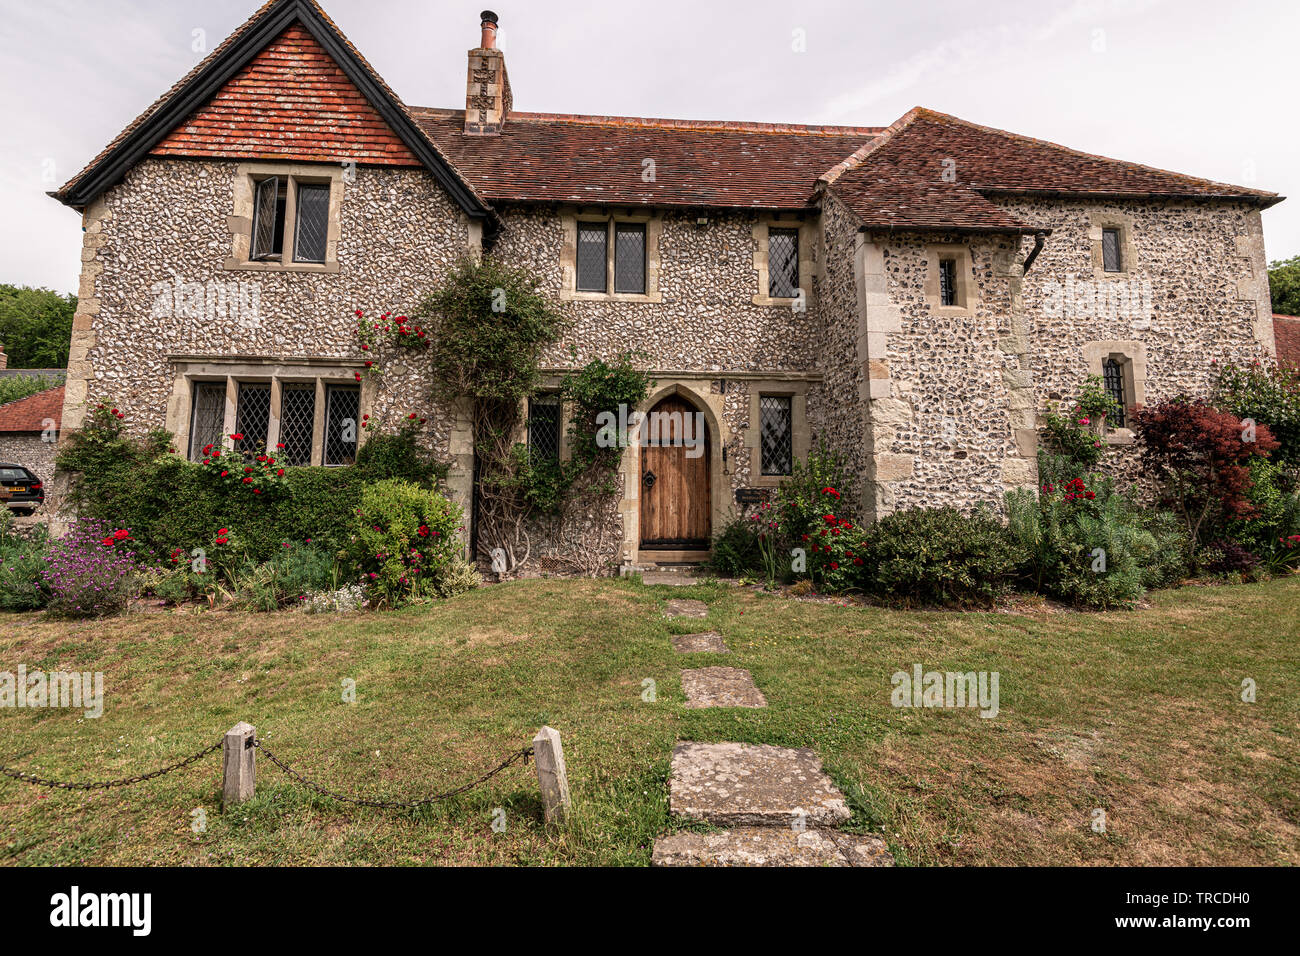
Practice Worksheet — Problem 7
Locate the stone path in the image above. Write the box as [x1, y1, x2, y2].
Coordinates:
[672, 631, 729, 654]
[652, 592, 893, 866]
[663, 598, 708, 619]
[642, 571, 699, 586]
[681, 668, 767, 709]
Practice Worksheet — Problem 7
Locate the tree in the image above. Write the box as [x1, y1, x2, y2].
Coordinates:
[0, 284, 76, 368]
[1269, 255, 1300, 317]
[1132, 397, 1278, 551]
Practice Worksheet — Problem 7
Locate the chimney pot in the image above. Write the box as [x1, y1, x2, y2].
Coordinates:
[480, 10, 499, 49]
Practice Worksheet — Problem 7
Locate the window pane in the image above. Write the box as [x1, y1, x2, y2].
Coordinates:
[251, 177, 281, 260]
[576, 222, 607, 292]
[279, 384, 316, 466]
[1103, 359, 1127, 427]
[769, 228, 799, 298]
[234, 383, 271, 454]
[325, 386, 361, 466]
[614, 222, 646, 294]
[188, 382, 226, 462]
[939, 259, 957, 307]
[294, 184, 330, 263]
[1102, 229, 1122, 272]
[529, 395, 562, 464]
[760, 395, 793, 476]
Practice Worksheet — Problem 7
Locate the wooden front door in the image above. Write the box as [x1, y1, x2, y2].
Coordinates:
[640, 396, 711, 550]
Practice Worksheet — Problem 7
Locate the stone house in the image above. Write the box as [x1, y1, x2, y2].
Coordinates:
[0, 385, 63, 485]
[52, 0, 1283, 570]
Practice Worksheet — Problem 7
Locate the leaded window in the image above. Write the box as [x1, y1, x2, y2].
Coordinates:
[529, 395, 562, 464]
[614, 222, 647, 294]
[279, 384, 316, 466]
[939, 258, 958, 307]
[188, 382, 226, 461]
[760, 395, 793, 477]
[768, 228, 799, 298]
[294, 184, 330, 263]
[1102, 228, 1123, 273]
[576, 222, 608, 292]
[1103, 358, 1127, 427]
[234, 383, 272, 454]
[251, 177, 286, 261]
[325, 386, 361, 466]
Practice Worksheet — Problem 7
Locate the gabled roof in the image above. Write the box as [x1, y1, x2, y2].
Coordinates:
[53, 0, 493, 222]
[414, 109, 881, 210]
[1276, 314, 1300, 369]
[823, 107, 1282, 233]
[0, 386, 64, 433]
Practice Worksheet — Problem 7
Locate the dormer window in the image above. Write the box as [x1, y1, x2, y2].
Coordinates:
[230, 164, 343, 273]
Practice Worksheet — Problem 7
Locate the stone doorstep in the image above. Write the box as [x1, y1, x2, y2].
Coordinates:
[669, 742, 850, 827]
[651, 827, 893, 867]
[672, 631, 729, 654]
[681, 667, 767, 709]
[641, 571, 700, 586]
[663, 598, 709, 619]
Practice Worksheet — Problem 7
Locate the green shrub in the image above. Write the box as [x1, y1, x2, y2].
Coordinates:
[430, 556, 482, 599]
[1006, 478, 1180, 608]
[0, 522, 49, 612]
[351, 479, 465, 605]
[0, 372, 63, 407]
[355, 418, 448, 487]
[708, 513, 763, 576]
[772, 440, 859, 542]
[860, 507, 1022, 607]
[1215, 359, 1300, 469]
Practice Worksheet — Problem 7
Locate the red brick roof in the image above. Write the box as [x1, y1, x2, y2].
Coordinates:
[825, 108, 1281, 232]
[1276, 314, 1300, 369]
[0, 386, 64, 433]
[414, 109, 882, 209]
[151, 24, 421, 167]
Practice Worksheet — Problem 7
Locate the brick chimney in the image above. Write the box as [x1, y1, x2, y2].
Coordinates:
[464, 11, 511, 135]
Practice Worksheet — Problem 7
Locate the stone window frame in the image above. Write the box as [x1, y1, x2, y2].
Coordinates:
[1082, 340, 1147, 445]
[225, 162, 345, 274]
[1088, 212, 1137, 279]
[559, 208, 663, 303]
[752, 217, 817, 308]
[166, 357, 368, 467]
[745, 382, 811, 488]
[923, 243, 979, 314]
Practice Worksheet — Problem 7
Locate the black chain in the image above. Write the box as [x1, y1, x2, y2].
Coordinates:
[254, 739, 534, 809]
[0, 739, 224, 791]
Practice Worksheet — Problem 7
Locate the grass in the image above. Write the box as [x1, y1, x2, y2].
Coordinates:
[1, 574, 1297, 866]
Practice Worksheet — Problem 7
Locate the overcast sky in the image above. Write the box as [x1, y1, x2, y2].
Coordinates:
[0, 0, 1294, 294]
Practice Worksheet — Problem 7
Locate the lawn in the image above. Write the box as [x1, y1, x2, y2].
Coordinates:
[1, 574, 1297, 866]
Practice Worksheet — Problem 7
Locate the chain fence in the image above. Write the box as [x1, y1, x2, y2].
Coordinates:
[0, 733, 534, 808]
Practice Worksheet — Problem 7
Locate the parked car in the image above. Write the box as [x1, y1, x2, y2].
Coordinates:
[0, 463, 45, 513]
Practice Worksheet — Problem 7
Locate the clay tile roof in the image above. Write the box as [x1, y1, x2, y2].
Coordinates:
[1275, 314, 1300, 369]
[414, 108, 883, 209]
[55, 0, 491, 219]
[0, 386, 64, 433]
[825, 107, 1281, 233]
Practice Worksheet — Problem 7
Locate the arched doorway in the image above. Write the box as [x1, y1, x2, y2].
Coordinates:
[639, 393, 712, 551]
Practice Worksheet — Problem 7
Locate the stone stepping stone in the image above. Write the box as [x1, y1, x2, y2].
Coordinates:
[664, 598, 708, 619]
[669, 742, 850, 827]
[672, 631, 729, 654]
[643, 571, 699, 586]
[652, 827, 893, 867]
[681, 667, 766, 709]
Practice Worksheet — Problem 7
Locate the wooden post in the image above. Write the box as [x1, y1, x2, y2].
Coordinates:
[222, 722, 255, 808]
[532, 726, 571, 825]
